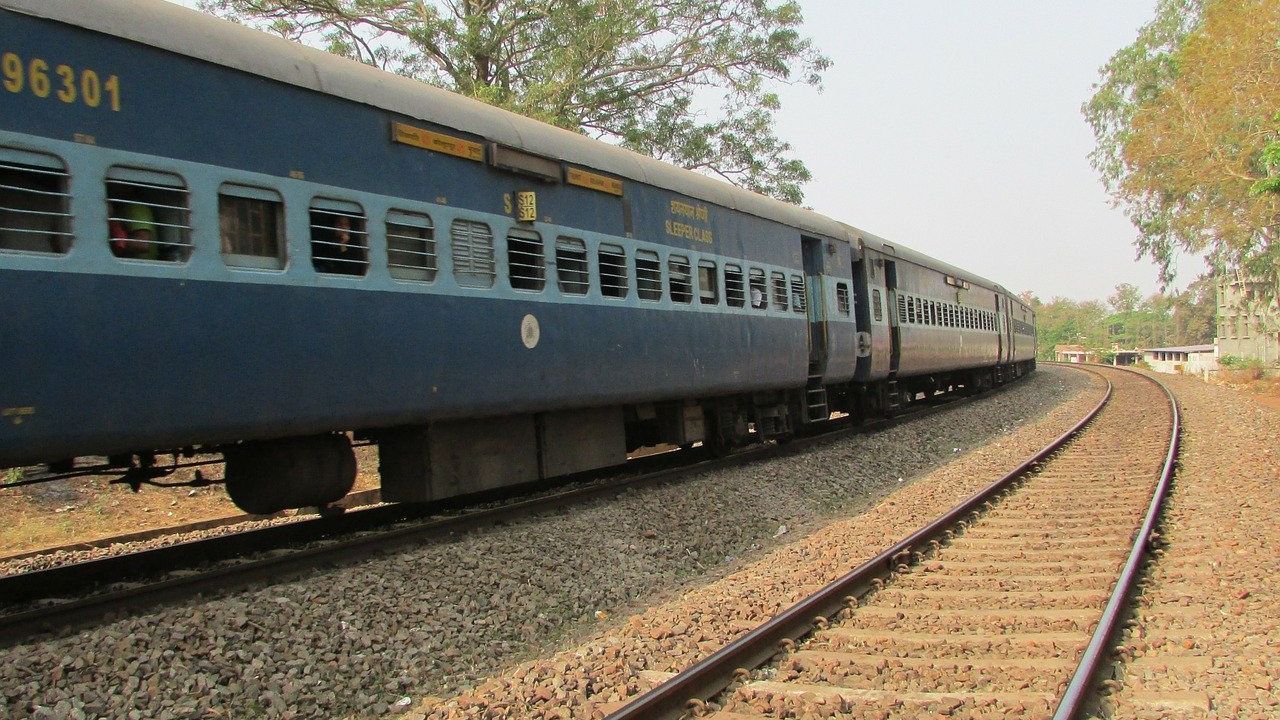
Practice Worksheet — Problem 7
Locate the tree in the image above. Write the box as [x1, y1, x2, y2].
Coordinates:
[1107, 282, 1141, 314]
[1084, 0, 1280, 292]
[200, 0, 830, 203]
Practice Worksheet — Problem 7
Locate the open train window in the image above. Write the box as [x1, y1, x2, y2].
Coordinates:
[106, 167, 191, 262]
[724, 264, 745, 308]
[770, 271, 788, 310]
[451, 219, 495, 288]
[310, 198, 368, 276]
[555, 236, 589, 295]
[790, 274, 807, 313]
[698, 260, 719, 305]
[668, 255, 692, 303]
[507, 228, 544, 291]
[598, 243, 628, 298]
[0, 147, 72, 254]
[836, 283, 850, 316]
[219, 184, 285, 270]
[871, 289, 883, 322]
[636, 249, 662, 301]
[748, 268, 767, 309]
[386, 210, 436, 282]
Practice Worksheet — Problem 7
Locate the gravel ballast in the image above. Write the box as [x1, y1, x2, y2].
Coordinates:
[1100, 373, 1280, 719]
[0, 366, 1094, 720]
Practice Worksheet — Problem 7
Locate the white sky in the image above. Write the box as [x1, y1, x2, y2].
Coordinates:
[772, 1, 1200, 301]
[164, 0, 1187, 301]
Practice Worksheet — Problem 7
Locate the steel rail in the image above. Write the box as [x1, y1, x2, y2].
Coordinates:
[0, 375, 1021, 647]
[605, 366, 1112, 720]
[1051, 367, 1181, 719]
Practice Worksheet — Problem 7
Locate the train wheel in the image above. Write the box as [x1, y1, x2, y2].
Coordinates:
[224, 433, 356, 515]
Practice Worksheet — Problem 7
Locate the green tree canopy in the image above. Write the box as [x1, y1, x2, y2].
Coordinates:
[200, 0, 830, 204]
[1083, 0, 1280, 292]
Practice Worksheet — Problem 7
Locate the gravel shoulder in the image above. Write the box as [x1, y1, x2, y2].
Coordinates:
[1099, 372, 1280, 719]
[0, 367, 1095, 720]
[414, 366, 1105, 720]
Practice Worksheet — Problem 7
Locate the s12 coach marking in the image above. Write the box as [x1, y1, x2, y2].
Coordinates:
[2, 52, 121, 111]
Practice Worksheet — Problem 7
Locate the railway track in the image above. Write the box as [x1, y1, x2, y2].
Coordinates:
[0, 374, 1024, 647]
[607, 365, 1178, 720]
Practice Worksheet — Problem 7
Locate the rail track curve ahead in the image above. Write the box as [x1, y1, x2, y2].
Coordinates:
[608, 365, 1179, 720]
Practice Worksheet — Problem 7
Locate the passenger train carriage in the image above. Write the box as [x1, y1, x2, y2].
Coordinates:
[0, 0, 1036, 514]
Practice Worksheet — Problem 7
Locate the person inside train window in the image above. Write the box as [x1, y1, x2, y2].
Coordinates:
[108, 201, 159, 260]
[311, 211, 367, 275]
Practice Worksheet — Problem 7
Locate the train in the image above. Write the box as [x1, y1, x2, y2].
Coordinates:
[0, 0, 1036, 514]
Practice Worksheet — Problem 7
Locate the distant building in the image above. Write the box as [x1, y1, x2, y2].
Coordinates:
[1054, 344, 1097, 363]
[1111, 349, 1140, 366]
[1142, 344, 1217, 375]
[1217, 277, 1279, 365]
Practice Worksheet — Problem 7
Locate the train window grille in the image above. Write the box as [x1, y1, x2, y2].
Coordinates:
[636, 249, 662, 301]
[907, 296, 917, 324]
[897, 294, 907, 323]
[310, 199, 368, 276]
[451, 219, 496, 288]
[748, 268, 768, 309]
[836, 283, 850, 316]
[219, 184, 285, 270]
[871, 289, 883, 321]
[105, 167, 192, 262]
[770, 271, 788, 311]
[790, 274, 807, 313]
[668, 255, 693, 303]
[507, 228, 545, 291]
[724, 264, 745, 308]
[0, 148, 72, 254]
[598, 243, 628, 298]
[386, 210, 437, 282]
[555, 236, 589, 295]
[698, 260, 719, 305]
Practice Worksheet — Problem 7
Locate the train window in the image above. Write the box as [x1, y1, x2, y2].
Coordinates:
[897, 294, 907, 323]
[724, 264, 745, 308]
[871, 289, 883, 322]
[310, 199, 368, 276]
[636, 249, 662, 301]
[451, 218, 496, 288]
[386, 210, 437, 282]
[668, 255, 693, 303]
[598, 243, 628, 298]
[790, 274, 807, 313]
[507, 228, 545, 291]
[106, 167, 192, 262]
[219, 184, 285, 270]
[770, 271, 788, 311]
[555, 236, 589, 295]
[698, 260, 719, 305]
[0, 148, 72, 254]
[748, 268, 767, 309]
[836, 283, 850, 316]
[907, 296, 917, 324]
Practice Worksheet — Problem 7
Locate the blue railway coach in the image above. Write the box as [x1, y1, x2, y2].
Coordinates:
[0, 0, 1035, 513]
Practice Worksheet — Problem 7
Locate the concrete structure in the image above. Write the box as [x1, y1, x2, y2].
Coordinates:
[1217, 277, 1279, 366]
[1111, 349, 1140, 366]
[1054, 344, 1097, 364]
[1142, 344, 1217, 376]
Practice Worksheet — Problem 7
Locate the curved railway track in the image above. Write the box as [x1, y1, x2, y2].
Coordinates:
[0, 374, 1027, 647]
[607, 365, 1178, 720]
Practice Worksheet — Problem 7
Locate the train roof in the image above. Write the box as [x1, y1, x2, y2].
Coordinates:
[6, 0, 858, 243]
[5, 0, 1019, 298]
[850, 228, 1007, 295]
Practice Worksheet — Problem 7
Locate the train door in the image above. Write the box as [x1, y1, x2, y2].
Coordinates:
[884, 259, 901, 375]
[801, 236, 828, 371]
[994, 293, 1004, 362]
